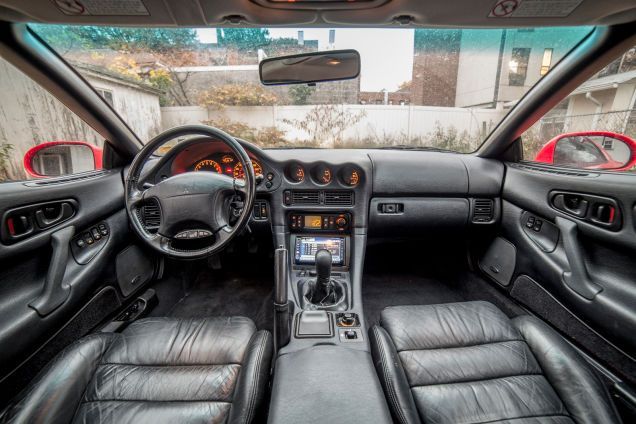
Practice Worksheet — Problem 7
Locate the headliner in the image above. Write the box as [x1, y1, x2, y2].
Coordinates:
[0, 0, 635, 28]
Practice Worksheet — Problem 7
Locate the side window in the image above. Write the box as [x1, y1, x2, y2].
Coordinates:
[0, 55, 104, 183]
[522, 44, 636, 173]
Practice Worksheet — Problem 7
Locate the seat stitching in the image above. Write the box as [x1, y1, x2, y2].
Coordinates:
[474, 413, 572, 424]
[410, 373, 545, 389]
[396, 339, 526, 353]
[79, 399, 233, 404]
[374, 326, 410, 424]
[98, 362, 242, 367]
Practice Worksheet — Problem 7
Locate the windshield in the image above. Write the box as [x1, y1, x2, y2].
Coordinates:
[30, 25, 593, 152]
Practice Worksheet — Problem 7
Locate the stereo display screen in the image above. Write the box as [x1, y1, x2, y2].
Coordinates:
[294, 237, 344, 265]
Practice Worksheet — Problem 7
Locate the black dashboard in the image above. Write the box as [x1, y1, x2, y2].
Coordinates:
[140, 137, 504, 236]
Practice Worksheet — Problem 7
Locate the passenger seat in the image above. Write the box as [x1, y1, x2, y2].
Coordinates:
[369, 301, 621, 424]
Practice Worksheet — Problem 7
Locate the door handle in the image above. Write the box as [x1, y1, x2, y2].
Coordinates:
[35, 202, 74, 229]
[555, 216, 602, 300]
[29, 226, 75, 316]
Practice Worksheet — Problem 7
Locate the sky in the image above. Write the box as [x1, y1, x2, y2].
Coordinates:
[196, 28, 414, 92]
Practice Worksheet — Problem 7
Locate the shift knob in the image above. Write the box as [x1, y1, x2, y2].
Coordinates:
[315, 249, 332, 286]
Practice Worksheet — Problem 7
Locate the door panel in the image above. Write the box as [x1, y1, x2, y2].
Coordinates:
[499, 163, 636, 383]
[0, 170, 130, 386]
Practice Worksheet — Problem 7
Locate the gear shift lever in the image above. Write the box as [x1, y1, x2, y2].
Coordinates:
[315, 249, 332, 288]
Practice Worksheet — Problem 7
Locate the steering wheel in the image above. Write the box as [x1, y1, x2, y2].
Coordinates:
[125, 125, 255, 259]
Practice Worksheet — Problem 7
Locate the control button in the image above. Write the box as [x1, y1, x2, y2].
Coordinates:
[267, 172, 274, 181]
[526, 216, 535, 228]
[91, 228, 101, 240]
[76, 239, 85, 248]
[99, 228, 109, 236]
[283, 190, 292, 205]
[265, 181, 273, 189]
[253, 205, 261, 219]
[533, 220, 543, 232]
[198, 230, 212, 238]
[336, 217, 347, 227]
[344, 330, 358, 340]
[97, 223, 107, 230]
[83, 233, 94, 245]
[260, 204, 267, 218]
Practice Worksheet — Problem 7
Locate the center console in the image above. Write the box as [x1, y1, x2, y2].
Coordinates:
[268, 207, 391, 423]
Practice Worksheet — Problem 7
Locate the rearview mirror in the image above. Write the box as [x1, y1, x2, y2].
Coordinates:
[24, 141, 102, 178]
[259, 50, 360, 86]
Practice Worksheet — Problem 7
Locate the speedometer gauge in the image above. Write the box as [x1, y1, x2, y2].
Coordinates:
[233, 160, 263, 179]
[193, 159, 222, 173]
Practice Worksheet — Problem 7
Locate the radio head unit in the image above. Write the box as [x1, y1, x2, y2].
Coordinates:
[294, 236, 345, 266]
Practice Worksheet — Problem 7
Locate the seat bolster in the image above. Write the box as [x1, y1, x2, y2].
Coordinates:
[369, 326, 421, 424]
[0, 333, 115, 424]
[512, 316, 622, 424]
[228, 330, 273, 424]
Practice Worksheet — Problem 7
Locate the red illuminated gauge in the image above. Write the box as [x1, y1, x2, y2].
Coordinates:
[233, 160, 263, 179]
[313, 164, 332, 184]
[288, 164, 305, 182]
[193, 159, 222, 173]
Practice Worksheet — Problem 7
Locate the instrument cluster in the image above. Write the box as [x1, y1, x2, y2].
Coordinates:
[189, 153, 263, 180]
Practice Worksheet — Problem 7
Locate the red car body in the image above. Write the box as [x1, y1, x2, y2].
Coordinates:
[534, 131, 636, 171]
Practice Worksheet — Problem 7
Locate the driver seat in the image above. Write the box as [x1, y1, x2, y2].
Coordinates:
[1, 317, 272, 424]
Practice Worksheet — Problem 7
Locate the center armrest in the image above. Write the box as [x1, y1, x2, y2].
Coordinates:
[268, 344, 392, 424]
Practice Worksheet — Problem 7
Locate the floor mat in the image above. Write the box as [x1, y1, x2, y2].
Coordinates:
[167, 272, 274, 332]
[363, 272, 466, 328]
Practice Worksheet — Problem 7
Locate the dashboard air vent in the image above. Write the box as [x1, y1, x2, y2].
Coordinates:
[324, 191, 354, 206]
[291, 191, 320, 205]
[472, 199, 494, 223]
[141, 199, 161, 233]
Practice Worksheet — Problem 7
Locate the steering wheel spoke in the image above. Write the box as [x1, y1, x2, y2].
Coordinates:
[125, 125, 256, 260]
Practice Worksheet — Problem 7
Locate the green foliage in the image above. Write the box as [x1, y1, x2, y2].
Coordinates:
[199, 84, 278, 108]
[425, 122, 474, 153]
[0, 142, 15, 182]
[31, 25, 198, 52]
[288, 85, 315, 105]
[216, 28, 270, 50]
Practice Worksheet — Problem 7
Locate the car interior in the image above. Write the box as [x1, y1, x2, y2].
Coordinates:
[0, 1, 635, 423]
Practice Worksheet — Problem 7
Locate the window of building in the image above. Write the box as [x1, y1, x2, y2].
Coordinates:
[540, 48, 553, 76]
[509, 48, 531, 86]
[95, 88, 114, 106]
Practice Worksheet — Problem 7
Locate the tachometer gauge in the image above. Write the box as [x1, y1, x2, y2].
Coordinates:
[313, 164, 332, 184]
[233, 160, 263, 179]
[193, 159, 222, 173]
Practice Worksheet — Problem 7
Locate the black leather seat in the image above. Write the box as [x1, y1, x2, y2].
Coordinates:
[1, 317, 272, 424]
[369, 301, 621, 424]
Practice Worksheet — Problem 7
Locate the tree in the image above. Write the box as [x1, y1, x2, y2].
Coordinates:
[282, 105, 366, 148]
[199, 84, 278, 108]
[216, 28, 270, 50]
[288, 85, 315, 105]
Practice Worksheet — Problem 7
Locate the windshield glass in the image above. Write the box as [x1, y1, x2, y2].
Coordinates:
[31, 25, 593, 152]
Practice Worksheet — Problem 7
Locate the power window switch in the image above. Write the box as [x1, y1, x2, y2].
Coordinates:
[526, 216, 535, 228]
[76, 239, 85, 248]
[533, 220, 543, 232]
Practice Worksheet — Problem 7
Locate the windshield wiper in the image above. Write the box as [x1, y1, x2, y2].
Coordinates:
[376, 145, 458, 153]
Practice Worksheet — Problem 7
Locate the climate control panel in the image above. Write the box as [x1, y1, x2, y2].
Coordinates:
[288, 212, 351, 232]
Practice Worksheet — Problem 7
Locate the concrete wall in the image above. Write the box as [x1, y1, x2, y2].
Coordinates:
[0, 58, 105, 180]
[83, 72, 162, 142]
[161, 104, 505, 148]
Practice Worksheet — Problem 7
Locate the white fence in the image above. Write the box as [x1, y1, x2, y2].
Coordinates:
[161, 105, 506, 148]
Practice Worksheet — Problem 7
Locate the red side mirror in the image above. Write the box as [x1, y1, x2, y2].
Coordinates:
[535, 131, 636, 172]
[23, 141, 103, 178]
